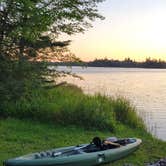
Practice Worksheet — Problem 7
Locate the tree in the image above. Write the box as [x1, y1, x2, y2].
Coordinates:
[0, 0, 105, 101]
[0, 0, 105, 59]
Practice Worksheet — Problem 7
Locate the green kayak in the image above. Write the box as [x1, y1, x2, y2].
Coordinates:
[4, 137, 142, 166]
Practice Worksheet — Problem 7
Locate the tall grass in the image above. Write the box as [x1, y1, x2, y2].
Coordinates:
[1, 84, 145, 131]
[112, 97, 145, 130]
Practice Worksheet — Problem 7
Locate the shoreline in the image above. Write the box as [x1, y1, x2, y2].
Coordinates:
[1, 85, 166, 165]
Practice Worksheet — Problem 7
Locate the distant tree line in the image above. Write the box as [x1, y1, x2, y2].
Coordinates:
[55, 57, 166, 69]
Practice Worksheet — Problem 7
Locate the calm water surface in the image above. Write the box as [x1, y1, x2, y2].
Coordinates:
[57, 66, 166, 140]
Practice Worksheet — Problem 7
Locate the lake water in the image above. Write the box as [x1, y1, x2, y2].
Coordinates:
[57, 66, 166, 141]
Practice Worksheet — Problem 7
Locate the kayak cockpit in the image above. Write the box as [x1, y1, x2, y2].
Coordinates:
[82, 137, 137, 153]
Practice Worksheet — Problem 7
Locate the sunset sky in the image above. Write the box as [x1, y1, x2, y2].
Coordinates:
[65, 0, 166, 61]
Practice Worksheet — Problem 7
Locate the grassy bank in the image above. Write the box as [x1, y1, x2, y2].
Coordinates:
[1, 84, 144, 131]
[1, 118, 166, 166]
[1, 85, 166, 165]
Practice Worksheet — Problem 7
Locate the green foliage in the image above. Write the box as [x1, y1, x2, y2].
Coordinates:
[0, 0, 105, 57]
[0, 0, 105, 104]
[0, 59, 46, 102]
[1, 84, 145, 132]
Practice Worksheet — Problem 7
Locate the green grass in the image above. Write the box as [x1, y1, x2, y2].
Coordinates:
[1, 84, 166, 165]
[1, 84, 144, 132]
[1, 118, 166, 166]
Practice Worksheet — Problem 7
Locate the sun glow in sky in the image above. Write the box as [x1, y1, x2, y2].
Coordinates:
[65, 0, 166, 61]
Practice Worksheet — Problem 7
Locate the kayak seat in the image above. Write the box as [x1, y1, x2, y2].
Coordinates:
[82, 136, 123, 153]
[92, 137, 120, 150]
[92, 137, 102, 148]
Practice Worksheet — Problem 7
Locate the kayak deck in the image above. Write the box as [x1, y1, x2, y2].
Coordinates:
[4, 137, 142, 166]
[29, 138, 137, 159]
